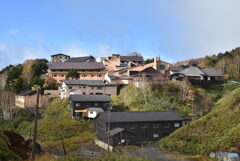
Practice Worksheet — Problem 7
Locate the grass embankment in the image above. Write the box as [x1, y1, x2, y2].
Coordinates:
[158, 87, 240, 155]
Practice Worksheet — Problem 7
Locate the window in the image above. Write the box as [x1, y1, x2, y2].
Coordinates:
[59, 56, 62, 58]
[97, 75, 102, 77]
[83, 86, 86, 89]
[90, 111, 94, 114]
[82, 92, 85, 95]
[96, 93, 103, 95]
[92, 87, 94, 90]
[79, 86, 81, 89]
[163, 123, 170, 128]
[153, 134, 159, 138]
[53, 74, 57, 77]
[91, 75, 94, 77]
[82, 75, 87, 77]
[97, 87, 102, 90]
[90, 93, 94, 95]
[131, 124, 137, 129]
[159, 65, 165, 70]
[153, 124, 159, 128]
[68, 86, 72, 89]
[174, 123, 180, 128]
[94, 103, 99, 107]
[59, 75, 64, 77]
[142, 124, 148, 129]
[75, 103, 81, 107]
[65, 56, 68, 59]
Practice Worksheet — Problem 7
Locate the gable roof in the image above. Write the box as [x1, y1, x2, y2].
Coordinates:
[120, 56, 144, 62]
[200, 68, 223, 77]
[180, 66, 206, 77]
[17, 90, 37, 96]
[63, 80, 106, 86]
[51, 53, 70, 57]
[97, 111, 183, 123]
[69, 94, 111, 102]
[64, 56, 95, 62]
[48, 62, 105, 70]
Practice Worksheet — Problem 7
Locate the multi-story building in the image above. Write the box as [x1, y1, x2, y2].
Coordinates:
[60, 80, 117, 99]
[51, 53, 70, 62]
[95, 111, 183, 149]
[47, 62, 106, 83]
[103, 54, 144, 71]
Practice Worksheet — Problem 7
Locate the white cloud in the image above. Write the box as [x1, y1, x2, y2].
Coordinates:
[63, 41, 92, 57]
[96, 43, 113, 57]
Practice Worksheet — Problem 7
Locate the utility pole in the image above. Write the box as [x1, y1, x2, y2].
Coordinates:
[107, 104, 111, 154]
[31, 89, 40, 161]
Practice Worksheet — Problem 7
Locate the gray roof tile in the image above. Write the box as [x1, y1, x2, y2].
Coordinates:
[120, 56, 144, 62]
[63, 80, 106, 86]
[70, 94, 112, 102]
[48, 62, 105, 70]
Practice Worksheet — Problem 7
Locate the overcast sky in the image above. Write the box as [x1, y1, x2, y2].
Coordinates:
[1, 0, 240, 70]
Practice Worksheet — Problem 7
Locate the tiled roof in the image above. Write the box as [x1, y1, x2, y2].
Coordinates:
[51, 53, 70, 57]
[48, 62, 105, 70]
[69, 94, 112, 102]
[17, 90, 37, 96]
[180, 66, 205, 77]
[120, 56, 144, 62]
[200, 68, 223, 77]
[63, 80, 106, 86]
[64, 56, 95, 62]
[97, 111, 183, 123]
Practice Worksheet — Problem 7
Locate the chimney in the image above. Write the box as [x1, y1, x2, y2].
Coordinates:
[154, 57, 160, 70]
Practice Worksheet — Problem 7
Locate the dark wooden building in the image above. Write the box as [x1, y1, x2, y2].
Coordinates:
[69, 94, 111, 118]
[95, 111, 183, 146]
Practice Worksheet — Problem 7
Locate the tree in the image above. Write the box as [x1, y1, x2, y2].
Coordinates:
[66, 69, 80, 80]
[128, 51, 142, 57]
[30, 77, 44, 88]
[144, 58, 154, 64]
[31, 59, 48, 78]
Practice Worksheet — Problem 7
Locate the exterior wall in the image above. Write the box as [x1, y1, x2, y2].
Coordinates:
[60, 82, 117, 99]
[103, 55, 121, 71]
[15, 94, 49, 108]
[96, 120, 182, 146]
[48, 69, 106, 83]
[51, 55, 70, 62]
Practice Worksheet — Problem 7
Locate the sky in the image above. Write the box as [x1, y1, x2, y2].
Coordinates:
[1, 0, 240, 70]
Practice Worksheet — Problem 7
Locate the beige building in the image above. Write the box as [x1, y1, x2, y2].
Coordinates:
[15, 90, 49, 108]
[47, 62, 106, 83]
[60, 80, 117, 99]
[103, 54, 144, 71]
[51, 53, 70, 63]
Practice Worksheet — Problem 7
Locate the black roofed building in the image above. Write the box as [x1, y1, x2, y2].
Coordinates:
[60, 80, 117, 98]
[69, 94, 112, 119]
[95, 111, 183, 148]
[47, 62, 106, 83]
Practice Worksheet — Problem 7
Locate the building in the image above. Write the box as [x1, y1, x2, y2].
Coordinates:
[15, 90, 49, 108]
[51, 53, 70, 63]
[132, 67, 168, 87]
[95, 111, 183, 147]
[60, 80, 117, 99]
[103, 54, 144, 71]
[69, 94, 112, 118]
[47, 62, 106, 83]
[173, 66, 225, 84]
[64, 56, 95, 63]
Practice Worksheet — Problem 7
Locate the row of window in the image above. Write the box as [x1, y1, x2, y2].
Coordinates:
[68, 86, 103, 90]
[51, 69, 102, 72]
[131, 123, 180, 129]
[52, 74, 102, 77]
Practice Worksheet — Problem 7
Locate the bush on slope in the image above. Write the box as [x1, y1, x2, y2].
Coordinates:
[158, 88, 240, 155]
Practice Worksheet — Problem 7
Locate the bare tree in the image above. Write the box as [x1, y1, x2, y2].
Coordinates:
[0, 90, 15, 120]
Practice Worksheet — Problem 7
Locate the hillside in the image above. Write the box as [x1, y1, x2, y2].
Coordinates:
[175, 47, 240, 80]
[158, 87, 240, 155]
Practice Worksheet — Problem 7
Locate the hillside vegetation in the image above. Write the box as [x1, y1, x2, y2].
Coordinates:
[158, 87, 240, 155]
[175, 47, 240, 80]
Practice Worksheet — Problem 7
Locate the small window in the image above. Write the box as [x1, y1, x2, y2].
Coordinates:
[83, 86, 86, 89]
[163, 123, 170, 128]
[97, 87, 102, 90]
[79, 86, 81, 89]
[68, 86, 72, 89]
[92, 87, 94, 90]
[142, 124, 148, 129]
[75, 103, 81, 107]
[90, 93, 94, 95]
[91, 75, 94, 77]
[97, 75, 102, 77]
[53, 74, 57, 77]
[82, 92, 85, 95]
[159, 65, 165, 70]
[153, 134, 159, 138]
[59, 56, 62, 58]
[174, 123, 180, 128]
[131, 124, 137, 129]
[153, 124, 159, 128]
